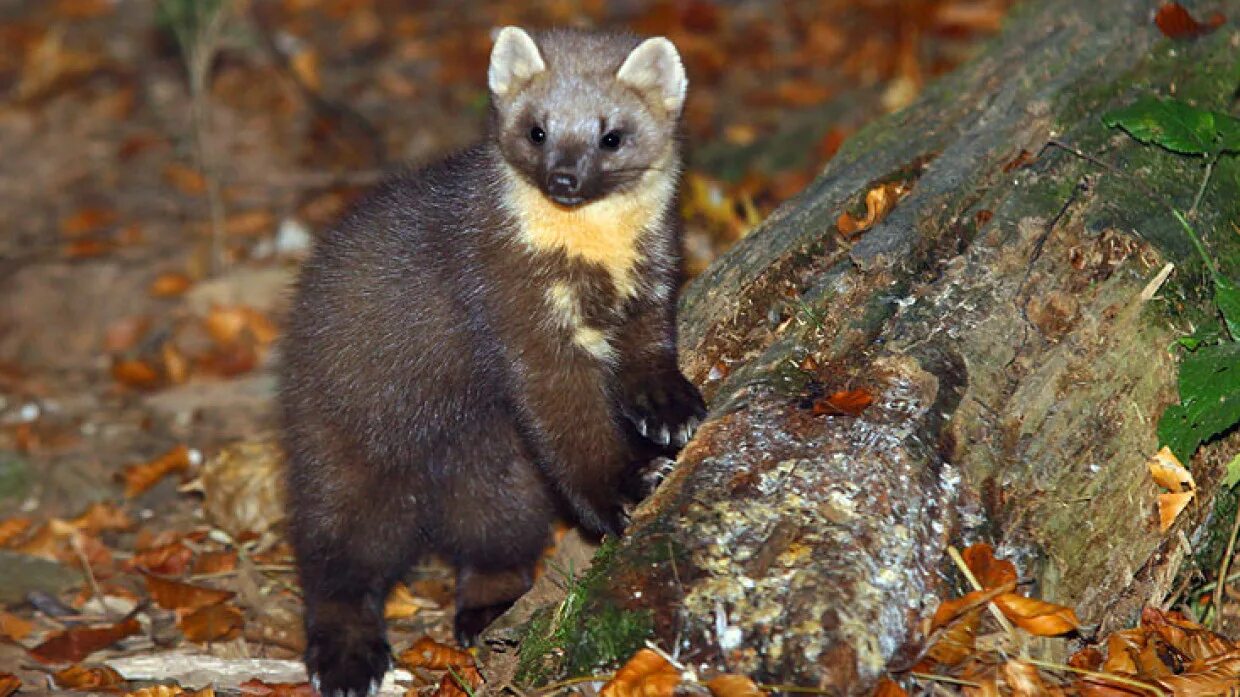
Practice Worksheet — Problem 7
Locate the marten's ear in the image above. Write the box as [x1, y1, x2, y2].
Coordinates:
[616, 37, 687, 116]
[489, 27, 546, 98]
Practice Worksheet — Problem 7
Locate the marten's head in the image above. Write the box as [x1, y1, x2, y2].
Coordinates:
[488, 27, 686, 208]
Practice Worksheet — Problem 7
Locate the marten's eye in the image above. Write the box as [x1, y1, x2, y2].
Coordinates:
[529, 125, 546, 145]
[600, 130, 623, 151]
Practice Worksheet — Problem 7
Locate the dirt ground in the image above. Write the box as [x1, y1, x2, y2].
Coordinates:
[0, 0, 1009, 693]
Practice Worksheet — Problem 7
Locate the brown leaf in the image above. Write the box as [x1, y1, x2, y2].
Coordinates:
[930, 581, 1015, 631]
[225, 211, 276, 238]
[289, 49, 321, 93]
[1148, 446, 1194, 492]
[123, 687, 215, 697]
[811, 388, 874, 417]
[384, 583, 424, 620]
[837, 182, 908, 237]
[164, 163, 207, 196]
[0, 612, 35, 641]
[397, 636, 474, 670]
[29, 617, 141, 664]
[61, 207, 119, 237]
[53, 0, 115, 19]
[1154, 3, 1224, 39]
[433, 665, 483, 697]
[0, 518, 32, 547]
[237, 678, 315, 696]
[870, 677, 907, 697]
[1157, 491, 1194, 533]
[54, 664, 126, 690]
[104, 316, 152, 352]
[961, 543, 1018, 590]
[179, 602, 244, 642]
[144, 573, 235, 612]
[600, 649, 679, 697]
[64, 239, 114, 259]
[123, 445, 193, 498]
[70, 501, 133, 534]
[1000, 661, 1047, 697]
[0, 674, 19, 697]
[150, 273, 193, 298]
[192, 550, 239, 575]
[112, 358, 162, 390]
[126, 540, 194, 576]
[993, 593, 1080, 636]
[925, 607, 982, 666]
[706, 674, 763, 697]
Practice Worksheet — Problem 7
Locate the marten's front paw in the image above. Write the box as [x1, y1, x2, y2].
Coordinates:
[305, 625, 391, 697]
[622, 372, 707, 451]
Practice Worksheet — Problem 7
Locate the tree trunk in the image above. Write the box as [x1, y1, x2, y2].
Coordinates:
[491, 1, 1240, 692]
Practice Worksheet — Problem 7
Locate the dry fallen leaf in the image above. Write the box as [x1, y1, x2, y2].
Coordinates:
[961, 543, 1018, 590]
[1157, 491, 1194, 533]
[837, 182, 909, 237]
[164, 163, 207, 196]
[0, 674, 19, 697]
[0, 517, 32, 546]
[384, 583, 425, 620]
[600, 648, 680, 697]
[1147, 446, 1194, 492]
[54, 664, 126, 690]
[237, 678, 315, 696]
[992, 594, 1080, 636]
[706, 673, 763, 697]
[810, 388, 874, 417]
[126, 540, 194, 576]
[29, 617, 141, 664]
[0, 612, 35, 641]
[61, 206, 119, 237]
[150, 273, 194, 298]
[112, 358, 162, 390]
[925, 607, 982, 666]
[70, 501, 134, 534]
[870, 677, 908, 697]
[123, 445, 193, 498]
[1154, 2, 1224, 39]
[178, 602, 244, 642]
[144, 573, 235, 612]
[930, 582, 1015, 631]
[397, 636, 474, 670]
[433, 665, 483, 697]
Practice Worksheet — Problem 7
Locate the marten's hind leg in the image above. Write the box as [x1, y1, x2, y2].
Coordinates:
[441, 421, 556, 646]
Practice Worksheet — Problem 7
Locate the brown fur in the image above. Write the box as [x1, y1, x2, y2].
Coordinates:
[280, 27, 703, 697]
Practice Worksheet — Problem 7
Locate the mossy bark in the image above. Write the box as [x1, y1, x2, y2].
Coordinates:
[501, 1, 1240, 691]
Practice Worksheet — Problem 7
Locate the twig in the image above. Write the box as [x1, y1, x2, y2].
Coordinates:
[946, 546, 1024, 655]
[908, 672, 981, 688]
[1211, 498, 1240, 628]
[70, 533, 112, 620]
[1188, 158, 1215, 219]
[535, 674, 613, 696]
[1024, 658, 1166, 697]
[1139, 263, 1175, 302]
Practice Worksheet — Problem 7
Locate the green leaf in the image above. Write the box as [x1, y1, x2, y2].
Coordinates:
[1224, 452, 1240, 490]
[1103, 97, 1240, 157]
[1157, 342, 1240, 462]
[1216, 276, 1240, 341]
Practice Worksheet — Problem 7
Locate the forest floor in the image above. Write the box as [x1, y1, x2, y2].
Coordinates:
[0, 0, 1010, 694]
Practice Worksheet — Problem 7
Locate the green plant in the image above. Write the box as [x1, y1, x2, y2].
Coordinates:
[1103, 96, 1240, 469]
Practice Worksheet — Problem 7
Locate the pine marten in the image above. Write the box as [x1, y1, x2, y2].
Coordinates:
[279, 27, 704, 697]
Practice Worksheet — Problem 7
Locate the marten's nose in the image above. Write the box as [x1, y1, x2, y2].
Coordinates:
[546, 170, 580, 197]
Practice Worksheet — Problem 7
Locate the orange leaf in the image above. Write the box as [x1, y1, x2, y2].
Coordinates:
[925, 607, 981, 666]
[1154, 3, 1224, 39]
[397, 636, 474, 670]
[64, 238, 113, 258]
[126, 540, 194, 575]
[961, 543, 1018, 590]
[0, 518, 32, 546]
[0, 612, 35, 641]
[811, 389, 873, 417]
[433, 665, 483, 697]
[123, 445, 193, 498]
[930, 581, 1014, 631]
[53, 664, 126, 690]
[144, 573, 235, 612]
[600, 649, 679, 697]
[1157, 491, 1194, 533]
[112, 358, 162, 389]
[150, 273, 193, 298]
[164, 163, 206, 196]
[203, 306, 249, 346]
[61, 206, 118, 236]
[28, 617, 141, 664]
[225, 210, 276, 238]
[0, 674, 19, 697]
[993, 593, 1080, 636]
[70, 501, 133, 534]
[384, 583, 425, 620]
[1000, 660, 1047, 697]
[837, 183, 908, 238]
[707, 674, 763, 697]
[192, 549, 239, 575]
[178, 602, 244, 642]
[1147, 446, 1194, 492]
[237, 678, 316, 696]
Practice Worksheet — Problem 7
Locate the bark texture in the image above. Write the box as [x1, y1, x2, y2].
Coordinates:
[496, 1, 1240, 691]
